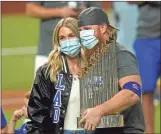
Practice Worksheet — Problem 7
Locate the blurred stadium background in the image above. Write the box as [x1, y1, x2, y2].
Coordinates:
[1, 1, 160, 133]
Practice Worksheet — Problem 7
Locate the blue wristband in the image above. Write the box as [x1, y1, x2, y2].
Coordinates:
[122, 82, 141, 97]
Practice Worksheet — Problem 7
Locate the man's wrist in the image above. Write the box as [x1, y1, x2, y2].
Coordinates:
[96, 103, 108, 117]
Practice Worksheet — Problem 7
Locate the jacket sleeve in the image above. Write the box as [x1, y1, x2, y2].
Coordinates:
[26, 66, 55, 134]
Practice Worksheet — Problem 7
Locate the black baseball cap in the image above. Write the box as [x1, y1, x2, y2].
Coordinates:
[78, 7, 118, 30]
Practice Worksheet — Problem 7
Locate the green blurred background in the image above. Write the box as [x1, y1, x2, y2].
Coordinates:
[1, 2, 160, 133]
[2, 15, 39, 90]
[2, 15, 39, 128]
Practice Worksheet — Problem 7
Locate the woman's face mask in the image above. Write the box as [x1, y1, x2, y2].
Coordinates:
[80, 29, 99, 49]
[60, 38, 81, 57]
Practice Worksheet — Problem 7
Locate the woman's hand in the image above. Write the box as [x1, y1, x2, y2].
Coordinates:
[79, 106, 104, 131]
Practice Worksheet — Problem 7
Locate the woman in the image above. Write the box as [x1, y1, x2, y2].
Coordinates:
[26, 13, 145, 134]
[26, 17, 88, 134]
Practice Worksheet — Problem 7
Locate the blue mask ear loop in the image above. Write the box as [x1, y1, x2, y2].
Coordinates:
[61, 55, 71, 74]
[61, 56, 67, 73]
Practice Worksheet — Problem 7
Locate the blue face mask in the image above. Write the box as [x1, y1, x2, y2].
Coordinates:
[80, 30, 99, 49]
[60, 38, 81, 57]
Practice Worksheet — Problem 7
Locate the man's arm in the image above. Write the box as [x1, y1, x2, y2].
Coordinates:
[26, 2, 79, 19]
[98, 75, 140, 116]
[98, 50, 141, 116]
[26, 2, 62, 19]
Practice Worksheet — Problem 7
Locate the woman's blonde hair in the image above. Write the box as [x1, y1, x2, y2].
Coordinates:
[47, 17, 87, 82]
[24, 91, 31, 100]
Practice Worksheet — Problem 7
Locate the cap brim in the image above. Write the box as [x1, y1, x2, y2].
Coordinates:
[108, 24, 119, 31]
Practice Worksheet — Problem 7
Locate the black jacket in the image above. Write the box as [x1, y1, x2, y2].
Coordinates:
[26, 63, 72, 134]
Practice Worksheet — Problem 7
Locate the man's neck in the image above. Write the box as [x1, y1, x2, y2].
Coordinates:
[85, 42, 102, 57]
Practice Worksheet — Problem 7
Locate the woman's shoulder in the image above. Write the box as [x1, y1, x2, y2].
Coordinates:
[36, 62, 50, 80]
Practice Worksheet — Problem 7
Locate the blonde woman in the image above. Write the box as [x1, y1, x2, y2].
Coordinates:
[26, 17, 88, 134]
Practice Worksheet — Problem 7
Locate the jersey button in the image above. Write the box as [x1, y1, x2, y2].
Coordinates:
[65, 92, 69, 96]
[62, 110, 66, 114]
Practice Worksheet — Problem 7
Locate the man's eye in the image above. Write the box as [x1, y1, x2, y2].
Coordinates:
[84, 28, 91, 30]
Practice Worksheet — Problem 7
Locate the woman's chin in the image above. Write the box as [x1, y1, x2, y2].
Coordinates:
[67, 55, 78, 59]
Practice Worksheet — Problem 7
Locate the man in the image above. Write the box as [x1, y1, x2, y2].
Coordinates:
[78, 7, 145, 134]
[1, 107, 7, 134]
[128, 2, 161, 133]
[112, 2, 138, 54]
[25, 1, 101, 75]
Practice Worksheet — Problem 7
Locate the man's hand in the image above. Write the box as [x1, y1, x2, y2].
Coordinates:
[59, 7, 80, 18]
[79, 106, 103, 131]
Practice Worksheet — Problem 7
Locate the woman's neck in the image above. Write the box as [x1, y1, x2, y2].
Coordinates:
[66, 56, 81, 75]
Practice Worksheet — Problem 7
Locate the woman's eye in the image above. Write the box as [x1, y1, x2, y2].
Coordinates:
[69, 34, 76, 38]
[59, 37, 64, 40]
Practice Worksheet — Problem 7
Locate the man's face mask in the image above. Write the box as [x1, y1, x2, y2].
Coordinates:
[60, 38, 81, 57]
[80, 29, 99, 49]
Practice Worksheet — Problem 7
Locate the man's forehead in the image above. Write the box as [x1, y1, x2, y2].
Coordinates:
[79, 25, 98, 30]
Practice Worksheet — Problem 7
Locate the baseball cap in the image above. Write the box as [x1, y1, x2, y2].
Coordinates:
[78, 7, 118, 30]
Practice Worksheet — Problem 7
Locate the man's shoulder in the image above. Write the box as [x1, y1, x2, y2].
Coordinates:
[115, 43, 139, 79]
[116, 43, 136, 58]
[116, 43, 130, 53]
